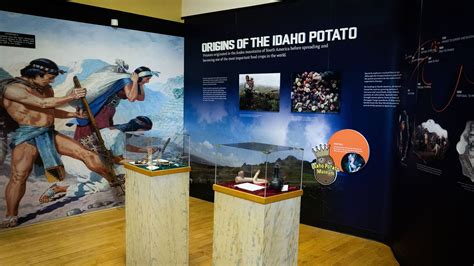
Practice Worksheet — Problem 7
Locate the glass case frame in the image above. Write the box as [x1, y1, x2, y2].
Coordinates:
[214, 142, 303, 197]
[124, 132, 190, 171]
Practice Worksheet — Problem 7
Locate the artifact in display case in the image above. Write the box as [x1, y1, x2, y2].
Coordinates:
[214, 142, 303, 197]
[124, 132, 190, 171]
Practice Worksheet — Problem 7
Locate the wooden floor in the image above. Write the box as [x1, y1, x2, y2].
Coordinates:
[0, 197, 398, 265]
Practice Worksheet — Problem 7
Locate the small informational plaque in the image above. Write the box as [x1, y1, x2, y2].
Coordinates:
[146, 165, 159, 171]
[0, 31, 35, 48]
[234, 183, 265, 192]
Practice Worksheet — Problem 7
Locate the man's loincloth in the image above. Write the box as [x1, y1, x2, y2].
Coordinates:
[10, 125, 65, 182]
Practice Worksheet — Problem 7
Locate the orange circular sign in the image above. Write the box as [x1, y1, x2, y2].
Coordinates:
[328, 129, 370, 172]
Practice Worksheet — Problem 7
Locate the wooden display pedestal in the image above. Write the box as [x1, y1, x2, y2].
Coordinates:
[124, 164, 191, 265]
[212, 184, 303, 266]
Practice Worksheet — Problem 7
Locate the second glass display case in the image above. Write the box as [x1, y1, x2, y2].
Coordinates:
[214, 142, 303, 197]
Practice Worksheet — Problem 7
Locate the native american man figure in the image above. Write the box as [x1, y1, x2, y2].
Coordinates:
[0, 58, 115, 228]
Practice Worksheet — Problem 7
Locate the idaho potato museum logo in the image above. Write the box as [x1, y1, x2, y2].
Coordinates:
[311, 144, 338, 185]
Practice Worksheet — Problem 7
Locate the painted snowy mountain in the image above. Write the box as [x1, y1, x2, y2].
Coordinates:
[129, 75, 184, 135]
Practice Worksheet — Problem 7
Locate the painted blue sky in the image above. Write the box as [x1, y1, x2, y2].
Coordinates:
[0, 10, 183, 82]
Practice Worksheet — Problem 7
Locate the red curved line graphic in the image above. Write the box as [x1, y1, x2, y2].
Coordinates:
[432, 65, 463, 113]
[409, 57, 428, 82]
[411, 39, 435, 59]
[464, 71, 474, 85]
[421, 64, 432, 85]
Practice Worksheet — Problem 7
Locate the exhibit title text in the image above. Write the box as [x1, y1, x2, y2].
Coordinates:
[201, 27, 358, 52]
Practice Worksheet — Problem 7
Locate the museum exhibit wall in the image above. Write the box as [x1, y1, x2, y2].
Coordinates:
[183, 0, 407, 242]
[182, 0, 473, 263]
[392, 0, 473, 264]
[0, 1, 184, 228]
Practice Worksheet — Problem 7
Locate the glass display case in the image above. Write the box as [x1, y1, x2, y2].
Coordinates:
[214, 142, 303, 197]
[124, 132, 190, 171]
